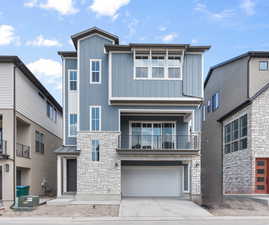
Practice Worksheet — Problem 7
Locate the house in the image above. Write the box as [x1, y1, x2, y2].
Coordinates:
[56, 27, 210, 201]
[0, 56, 62, 203]
[202, 51, 269, 207]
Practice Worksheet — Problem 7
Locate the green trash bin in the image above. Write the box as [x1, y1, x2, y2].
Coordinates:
[16, 186, 30, 197]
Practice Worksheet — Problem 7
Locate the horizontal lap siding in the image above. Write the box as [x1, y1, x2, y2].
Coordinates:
[111, 53, 183, 98]
[0, 63, 13, 108]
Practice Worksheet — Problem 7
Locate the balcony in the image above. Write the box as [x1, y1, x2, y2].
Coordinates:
[117, 134, 200, 155]
[0, 140, 8, 159]
[16, 143, 30, 158]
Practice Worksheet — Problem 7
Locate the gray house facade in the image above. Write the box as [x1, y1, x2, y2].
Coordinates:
[56, 27, 210, 201]
[202, 51, 269, 207]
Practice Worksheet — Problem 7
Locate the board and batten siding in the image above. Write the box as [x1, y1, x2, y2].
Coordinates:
[16, 68, 62, 138]
[0, 63, 14, 108]
[64, 59, 77, 145]
[111, 53, 202, 98]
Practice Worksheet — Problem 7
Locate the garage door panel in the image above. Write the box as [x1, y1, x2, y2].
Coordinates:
[122, 166, 183, 197]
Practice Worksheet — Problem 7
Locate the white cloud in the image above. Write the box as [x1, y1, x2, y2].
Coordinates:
[27, 58, 62, 93]
[24, 0, 78, 15]
[127, 18, 139, 37]
[27, 58, 61, 78]
[194, 2, 235, 20]
[89, 0, 130, 17]
[68, 39, 73, 46]
[240, 0, 255, 16]
[162, 33, 178, 42]
[26, 35, 62, 47]
[0, 25, 20, 46]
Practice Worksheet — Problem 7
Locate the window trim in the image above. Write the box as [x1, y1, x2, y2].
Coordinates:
[89, 105, 101, 131]
[68, 69, 77, 91]
[90, 59, 102, 84]
[68, 113, 77, 137]
[133, 51, 182, 80]
[259, 61, 268, 71]
[212, 92, 220, 112]
[35, 131, 45, 154]
[92, 139, 100, 162]
[223, 113, 248, 154]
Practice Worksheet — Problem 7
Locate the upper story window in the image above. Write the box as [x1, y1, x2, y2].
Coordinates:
[90, 59, 101, 84]
[47, 102, 57, 122]
[224, 114, 247, 154]
[35, 131, 44, 154]
[212, 92, 220, 112]
[134, 50, 182, 80]
[259, 61, 268, 71]
[69, 70, 77, 91]
[90, 106, 101, 131]
[69, 113, 77, 137]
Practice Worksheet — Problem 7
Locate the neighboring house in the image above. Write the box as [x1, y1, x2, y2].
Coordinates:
[56, 27, 210, 201]
[202, 51, 269, 206]
[0, 56, 62, 202]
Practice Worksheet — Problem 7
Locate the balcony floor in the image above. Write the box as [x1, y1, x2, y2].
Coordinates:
[116, 148, 199, 155]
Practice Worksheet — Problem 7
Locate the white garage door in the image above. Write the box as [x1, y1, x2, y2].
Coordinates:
[122, 166, 183, 197]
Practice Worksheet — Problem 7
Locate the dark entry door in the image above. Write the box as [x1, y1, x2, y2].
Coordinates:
[67, 159, 77, 192]
[255, 158, 268, 194]
[0, 166, 2, 200]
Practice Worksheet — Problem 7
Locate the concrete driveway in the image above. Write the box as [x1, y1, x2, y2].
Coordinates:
[119, 198, 212, 218]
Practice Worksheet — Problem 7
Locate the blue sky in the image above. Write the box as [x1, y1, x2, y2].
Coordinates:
[1, 0, 269, 104]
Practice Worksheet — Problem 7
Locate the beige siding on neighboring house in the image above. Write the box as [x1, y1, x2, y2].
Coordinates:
[15, 68, 62, 138]
[249, 57, 269, 98]
[0, 63, 13, 109]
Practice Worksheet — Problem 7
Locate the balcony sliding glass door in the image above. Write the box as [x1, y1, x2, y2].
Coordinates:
[130, 122, 176, 149]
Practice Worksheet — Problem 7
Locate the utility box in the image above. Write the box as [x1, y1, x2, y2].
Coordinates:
[17, 196, 40, 208]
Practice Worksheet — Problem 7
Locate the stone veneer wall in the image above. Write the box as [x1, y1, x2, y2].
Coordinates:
[191, 156, 201, 195]
[223, 106, 253, 194]
[250, 87, 269, 192]
[76, 131, 121, 201]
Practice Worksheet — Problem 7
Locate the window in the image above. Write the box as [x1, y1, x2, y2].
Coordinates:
[224, 114, 247, 154]
[130, 122, 176, 149]
[259, 61, 268, 71]
[69, 114, 77, 136]
[212, 92, 220, 111]
[90, 59, 101, 84]
[47, 102, 57, 122]
[90, 106, 101, 131]
[168, 55, 181, 79]
[152, 55, 165, 78]
[134, 52, 182, 80]
[35, 131, 44, 154]
[92, 140, 100, 161]
[69, 70, 77, 91]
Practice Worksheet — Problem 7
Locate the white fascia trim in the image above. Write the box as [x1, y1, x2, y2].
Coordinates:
[63, 58, 66, 145]
[108, 51, 112, 105]
[89, 59, 102, 84]
[67, 69, 78, 92]
[77, 33, 115, 45]
[109, 51, 132, 53]
[110, 97, 202, 101]
[201, 54, 204, 99]
[89, 105, 102, 131]
[64, 57, 77, 59]
[119, 108, 194, 114]
[77, 40, 81, 132]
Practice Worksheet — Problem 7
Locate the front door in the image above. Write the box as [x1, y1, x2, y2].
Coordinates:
[255, 158, 269, 194]
[66, 159, 77, 192]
